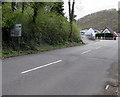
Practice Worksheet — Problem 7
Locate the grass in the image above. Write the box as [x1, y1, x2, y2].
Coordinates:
[2, 42, 85, 58]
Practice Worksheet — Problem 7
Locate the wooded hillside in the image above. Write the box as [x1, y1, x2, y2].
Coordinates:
[77, 9, 118, 32]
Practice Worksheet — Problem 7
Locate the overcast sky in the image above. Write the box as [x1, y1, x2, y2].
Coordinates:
[63, 0, 119, 20]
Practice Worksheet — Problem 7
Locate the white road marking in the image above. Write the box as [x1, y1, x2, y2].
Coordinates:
[81, 50, 92, 54]
[95, 47, 102, 50]
[105, 85, 109, 90]
[21, 60, 62, 74]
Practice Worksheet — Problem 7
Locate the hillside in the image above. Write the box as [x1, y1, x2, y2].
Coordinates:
[77, 9, 118, 32]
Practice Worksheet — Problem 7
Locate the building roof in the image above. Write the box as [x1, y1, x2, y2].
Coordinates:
[101, 27, 117, 36]
[101, 27, 114, 33]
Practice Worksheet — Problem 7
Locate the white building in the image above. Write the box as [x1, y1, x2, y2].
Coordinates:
[80, 29, 88, 35]
[101, 28, 111, 33]
[85, 28, 96, 35]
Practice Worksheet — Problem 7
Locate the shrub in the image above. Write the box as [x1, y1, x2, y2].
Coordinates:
[2, 2, 82, 51]
[96, 33, 114, 38]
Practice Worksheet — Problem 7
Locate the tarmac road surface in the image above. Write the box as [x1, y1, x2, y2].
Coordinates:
[2, 40, 118, 95]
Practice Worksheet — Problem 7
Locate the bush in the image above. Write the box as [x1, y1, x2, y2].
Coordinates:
[96, 33, 114, 38]
[2, 2, 82, 51]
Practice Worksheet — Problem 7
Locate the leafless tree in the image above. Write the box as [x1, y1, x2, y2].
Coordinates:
[68, 0, 75, 38]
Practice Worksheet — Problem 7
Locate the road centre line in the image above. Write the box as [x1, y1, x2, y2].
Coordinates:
[21, 60, 62, 74]
[105, 85, 109, 90]
[81, 50, 92, 54]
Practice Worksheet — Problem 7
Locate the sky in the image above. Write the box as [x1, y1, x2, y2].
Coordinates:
[63, 0, 119, 20]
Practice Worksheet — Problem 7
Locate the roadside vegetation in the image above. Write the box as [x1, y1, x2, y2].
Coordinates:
[95, 33, 114, 40]
[2, 2, 83, 58]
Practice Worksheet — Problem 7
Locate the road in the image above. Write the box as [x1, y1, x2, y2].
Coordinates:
[81, 35, 94, 44]
[2, 40, 118, 95]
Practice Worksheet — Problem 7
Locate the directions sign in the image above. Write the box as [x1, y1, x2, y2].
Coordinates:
[10, 24, 22, 37]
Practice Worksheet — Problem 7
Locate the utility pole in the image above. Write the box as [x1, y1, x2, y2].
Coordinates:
[68, 0, 75, 39]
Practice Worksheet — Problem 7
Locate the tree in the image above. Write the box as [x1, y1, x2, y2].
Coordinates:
[11, 2, 16, 11]
[22, 2, 25, 13]
[32, 2, 40, 23]
[51, 2, 64, 16]
[25, 2, 45, 23]
[68, 0, 75, 38]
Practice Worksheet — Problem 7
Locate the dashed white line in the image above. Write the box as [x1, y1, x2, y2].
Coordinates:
[105, 85, 109, 90]
[21, 60, 62, 74]
[81, 50, 92, 54]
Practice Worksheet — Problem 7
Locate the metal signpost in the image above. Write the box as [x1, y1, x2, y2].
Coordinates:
[10, 24, 22, 51]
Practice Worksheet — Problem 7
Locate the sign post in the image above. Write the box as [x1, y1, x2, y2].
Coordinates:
[10, 24, 22, 51]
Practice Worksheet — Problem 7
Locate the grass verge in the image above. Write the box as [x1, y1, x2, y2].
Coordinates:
[2, 42, 85, 58]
